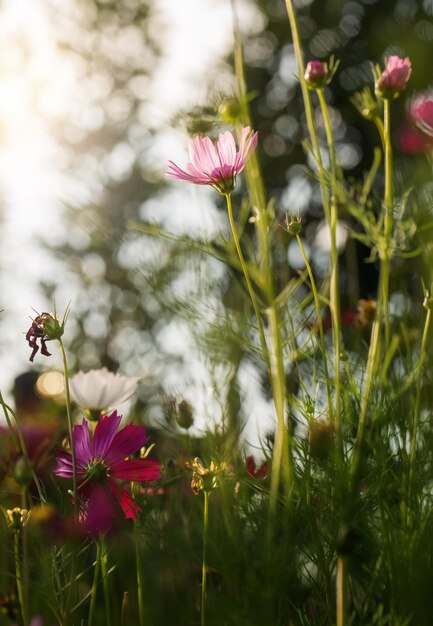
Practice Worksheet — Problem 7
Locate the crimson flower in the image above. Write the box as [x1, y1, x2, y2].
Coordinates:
[246, 455, 269, 479]
[375, 55, 411, 100]
[55, 411, 161, 533]
[166, 126, 258, 194]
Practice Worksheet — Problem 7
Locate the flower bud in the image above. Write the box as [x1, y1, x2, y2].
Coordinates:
[177, 400, 194, 430]
[304, 61, 328, 89]
[375, 56, 412, 100]
[285, 214, 302, 235]
[13, 457, 33, 488]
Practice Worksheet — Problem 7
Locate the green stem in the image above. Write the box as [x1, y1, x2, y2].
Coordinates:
[58, 339, 78, 518]
[350, 276, 384, 487]
[0, 392, 46, 503]
[267, 306, 291, 512]
[407, 308, 432, 520]
[296, 235, 333, 423]
[88, 542, 101, 626]
[336, 554, 348, 626]
[14, 532, 28, 626]
[201, 491, 209, 626]
[225, 193, 270, 368]
[231, 4, 292, 512]
[382, 99, 393, 350]
[100, 539, 112, 626]
[317, 89, 342, 442]
[135, 523, 146, 626]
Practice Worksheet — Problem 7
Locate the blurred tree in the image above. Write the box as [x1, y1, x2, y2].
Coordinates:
[44, 0, 433, 430]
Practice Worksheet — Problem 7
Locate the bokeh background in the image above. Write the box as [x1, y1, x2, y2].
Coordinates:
[1, 0, 433, 444]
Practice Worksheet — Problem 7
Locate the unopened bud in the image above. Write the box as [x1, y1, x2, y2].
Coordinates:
[177, 400, 194, 430]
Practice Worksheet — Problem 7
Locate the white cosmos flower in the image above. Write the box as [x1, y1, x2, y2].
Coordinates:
[69, 368, 139, 410]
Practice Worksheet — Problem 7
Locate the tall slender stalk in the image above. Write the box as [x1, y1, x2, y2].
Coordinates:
[58, 338, 78, 518]
[382, 99, 393, 350]
[231, 5, 292, 510]
[406, 306, 432, 524]
[14, 531, 28, 626]
[0, 392, 46, 503]
[88, 542, 101, 626]
[201, 491, 210, 626]
[336, 555, 348, 626]
[296, 234, 333, 422]
[317, 88, 342, 444]
[100, 539, 112, 626]
[135, 523, 146, 626]
[225, 193, 270, 368]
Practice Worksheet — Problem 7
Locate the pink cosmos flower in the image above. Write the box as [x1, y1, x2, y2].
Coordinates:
[166, 126, 258, 194]
[55, 411, 161, 533]
[375, 55, 411, 100]
[399, 93, 433, 154]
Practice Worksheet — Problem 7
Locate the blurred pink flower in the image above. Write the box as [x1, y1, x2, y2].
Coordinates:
[166, 126, 258, 194]
[375, 55, 411, 99]
[55, 411, 161, 533]
[399, 93, 433, 154]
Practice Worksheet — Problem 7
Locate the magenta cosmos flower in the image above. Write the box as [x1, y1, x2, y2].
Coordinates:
[375, 55, 411, 100]
[55, 411, 161, 533]
[166, 126, 258, 194]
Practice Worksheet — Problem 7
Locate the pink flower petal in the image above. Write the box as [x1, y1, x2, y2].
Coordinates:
[110, 458, 161, 482]
[109, 482, 139, 519]
[92, 410, 122, 459]
[166, 161, 210, 184]
[104, 423, 149, 465]
[216, 131, 236, 168]
[73, 420, 92, 466]
[189, 136, 220, 175]
[82, 483, 119, 535]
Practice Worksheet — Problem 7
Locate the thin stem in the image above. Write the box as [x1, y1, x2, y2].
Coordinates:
[100, 539, 112, 626]
[382, 99, 393, 350]
[201, 491, 209, 626]
[88, 542, 101, 626]
[225, 193, 270, 368]
[230, 10, 292, 514]
[296, 235, 333, 423]
[14, 532, 28, 626]
[0, 392, 46, 503]
[317, 89, 342, 441]
[350, 277, 384, 488]
[135, 523, 146, 626]
[58, 339, 78, 518]
[267, 306, 291, 512]
[407, 308, 432, 520]
[336, 555, 348, 626]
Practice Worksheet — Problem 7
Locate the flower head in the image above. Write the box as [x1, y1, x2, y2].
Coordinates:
[187, 457, 228, 495]
[55, 411, 161, 534]
[166, 126, 258, 194]
[399, 93, 433, 154]
[69, 368, 139, 413]
[246, 455, 269, 479]
[375, 55, 411, 100]
[4, 508, 31, 534]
